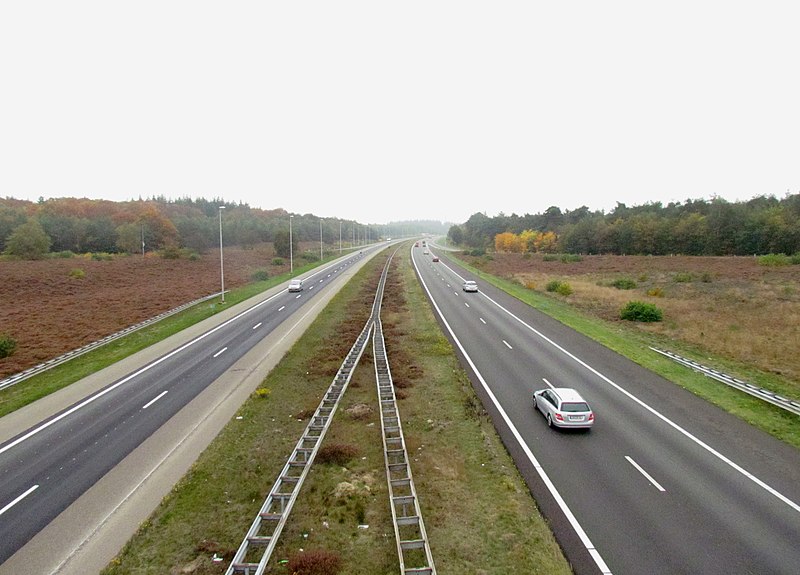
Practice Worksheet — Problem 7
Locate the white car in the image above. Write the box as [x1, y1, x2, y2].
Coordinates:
[462, 280, 478, 293]
[288, 279, 303, 292]
[532, 387, 594, 429]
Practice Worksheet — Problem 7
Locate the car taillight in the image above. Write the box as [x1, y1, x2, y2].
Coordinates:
[555, 413, 564, 421]
[588, 413, 594, 421]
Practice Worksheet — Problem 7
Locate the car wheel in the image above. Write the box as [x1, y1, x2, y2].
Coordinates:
[532, 396, 537, 409]
[546, 413, 553, 427]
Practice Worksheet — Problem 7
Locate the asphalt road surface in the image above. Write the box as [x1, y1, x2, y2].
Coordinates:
[413, 244, 800, 575]
[0, 247, 380, 573]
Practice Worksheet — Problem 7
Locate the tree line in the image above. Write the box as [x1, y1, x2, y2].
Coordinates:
[0, 196, 450, 259]
[448, 194, 800, 256]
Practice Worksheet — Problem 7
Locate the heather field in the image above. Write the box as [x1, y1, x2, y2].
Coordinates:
[0, 245, 288, 379]
[459, 252, 800, 386]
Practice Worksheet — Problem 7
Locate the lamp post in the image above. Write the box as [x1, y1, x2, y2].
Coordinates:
[289, 214, 294, 274]
[218, 205, 226, 303]
[339, 219, 342, 253]
[319, 218, 323, 261]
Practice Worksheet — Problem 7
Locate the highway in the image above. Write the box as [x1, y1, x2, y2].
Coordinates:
[0, 248, 374, 570]
[413, 244, 800, 575]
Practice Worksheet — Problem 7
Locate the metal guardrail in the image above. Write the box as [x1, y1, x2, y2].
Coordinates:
[227, 319, 374, 575]
[373, 317, 436, 575]
[227, 247, 437, 574]
[0, 293, 223, 392]
[651, 348, 800, 417]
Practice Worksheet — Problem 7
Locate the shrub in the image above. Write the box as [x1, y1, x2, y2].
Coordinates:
[251, 269, 269, 282]
[54, 250, 75, 259]
[757, 253, 791, 267]
[546, 280, 573, 296]
[468, 248, 485, 257]
[161, 246, 182, 259]
[302, 251, 319, 262]
[316, 443, 359, 465]
[610, 278, 637, 290]
[0, 334, 17, 358]
[524, 280, 536, 290]
[252, 387, 271, 399]
[271, 257, 284, 266]
[700, 271, 713, 283]
[560, 253, 583, 263]
[673, 272, 693, 283]
[286, 549, 343, 575]
[69, 268, 85, 279]
[791, 253, 800, 265]
[620, 301, 663, 322]
[522, 252, 531, 259]
[90, 252, 114, 261]
[647, 287, 665, 297]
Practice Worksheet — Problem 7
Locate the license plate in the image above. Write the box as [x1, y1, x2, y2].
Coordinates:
[569, 416, 583, 421]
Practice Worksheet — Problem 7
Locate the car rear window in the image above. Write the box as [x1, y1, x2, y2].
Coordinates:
[561, 402, 590, 412]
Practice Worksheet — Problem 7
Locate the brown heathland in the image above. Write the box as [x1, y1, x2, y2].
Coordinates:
[462, 252, 800, 383]
[0, 246, 284, 379]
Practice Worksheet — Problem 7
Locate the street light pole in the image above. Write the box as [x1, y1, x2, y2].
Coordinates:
[319, 218, 323, 261]
[218, 205, 226, 303]
[339, 219, 342, 253]
[289, 215, 294, 274]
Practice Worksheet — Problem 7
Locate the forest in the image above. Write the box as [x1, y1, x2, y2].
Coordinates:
[448, 193, 800, 256]
[0, 196, 450, 259]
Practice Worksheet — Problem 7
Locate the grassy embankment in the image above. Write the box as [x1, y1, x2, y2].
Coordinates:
[452, 253, 800, 450]
[101, 248, 571, 574]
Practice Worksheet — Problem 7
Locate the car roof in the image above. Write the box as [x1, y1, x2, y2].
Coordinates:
[464, 280, 477, 284]
[551, 388, 588, 403]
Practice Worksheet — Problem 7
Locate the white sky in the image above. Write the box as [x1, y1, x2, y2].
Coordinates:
[2, 2, 798, 225]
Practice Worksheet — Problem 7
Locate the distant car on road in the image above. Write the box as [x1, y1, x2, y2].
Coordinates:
[532, 388, 594, 429]
[432, 256, 439, 262]
[288, 279, 303, 292]
[462, 280, 478, 292]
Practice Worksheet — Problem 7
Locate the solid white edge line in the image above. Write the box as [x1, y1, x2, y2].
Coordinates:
[625, 456, 666, 492]
[0, 484, 39, 517]
[543, 378, 555, 389]
[477, 289, 800, 515]
[142, 391, 168, 410]
[49, 280, 342, 575]
[0, 283, 293, 458]
[213, 347, 227, 358]
[411, 251, 613, 575]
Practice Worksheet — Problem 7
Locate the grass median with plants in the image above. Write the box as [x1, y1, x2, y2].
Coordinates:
[101, 248, 571, 574]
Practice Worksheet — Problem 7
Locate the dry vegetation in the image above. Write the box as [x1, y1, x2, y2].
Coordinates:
[462, 252, 800, 383]
[0, 245, 295, 379]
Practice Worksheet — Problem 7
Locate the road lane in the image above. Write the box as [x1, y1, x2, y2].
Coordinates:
[0, 249, 373, 566]
[414, 246, 800, 574]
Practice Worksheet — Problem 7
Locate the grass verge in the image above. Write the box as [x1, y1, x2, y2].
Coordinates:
[101, 248, 571, 574]
[452, 254, 800, 450]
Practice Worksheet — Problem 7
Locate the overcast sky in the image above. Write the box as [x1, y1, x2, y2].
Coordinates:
[2, 2, 798, 225]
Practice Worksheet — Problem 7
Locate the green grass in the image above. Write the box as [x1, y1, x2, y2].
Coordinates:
[454, 257, 800, 450]
[101, 248, 571, 574]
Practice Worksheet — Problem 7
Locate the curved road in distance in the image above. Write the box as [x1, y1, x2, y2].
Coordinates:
[413, 244, 800, 575]
[0, 246, 381, 572]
